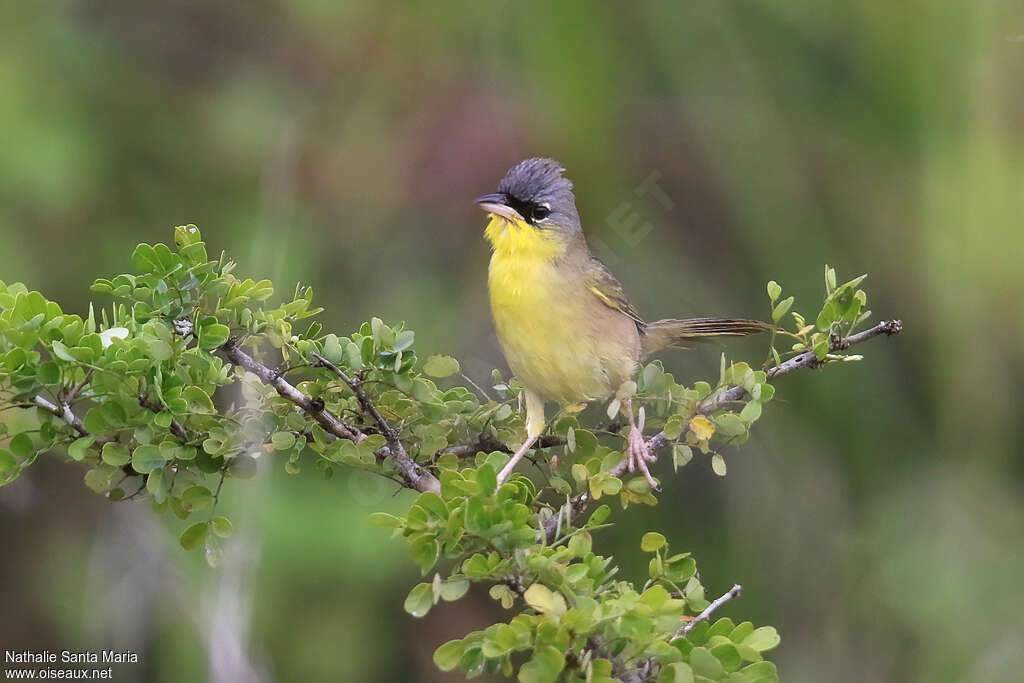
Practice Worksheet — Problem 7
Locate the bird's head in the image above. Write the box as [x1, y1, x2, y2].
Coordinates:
[475, 158, 581, 240]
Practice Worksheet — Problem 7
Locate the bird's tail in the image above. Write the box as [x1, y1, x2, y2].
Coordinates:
[641, 317, 772, 359]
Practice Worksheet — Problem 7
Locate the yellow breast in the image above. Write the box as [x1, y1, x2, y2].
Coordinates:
[484, 216, 634, 404]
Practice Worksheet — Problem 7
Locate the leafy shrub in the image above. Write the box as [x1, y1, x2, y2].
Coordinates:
[0, 226, 900, 682]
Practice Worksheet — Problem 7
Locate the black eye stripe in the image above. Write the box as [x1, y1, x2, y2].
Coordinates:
[505, 195, 550, 225]
[505, 195, 532, 220]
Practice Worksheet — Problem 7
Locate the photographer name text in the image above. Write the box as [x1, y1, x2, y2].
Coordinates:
[5, 651, 137, 665]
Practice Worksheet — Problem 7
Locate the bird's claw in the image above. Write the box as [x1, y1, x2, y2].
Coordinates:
[627, 424, 659, 491]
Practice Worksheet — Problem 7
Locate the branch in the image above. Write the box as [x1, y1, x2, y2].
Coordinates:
[222, 339, 365, 442]
[439, 433, 566, 458]
[33, 395, 111, 443]
[544, 319, 903, 537]
[310, 351, 441, 495]
[628, 319, 903, 474]
[698, 318, 903, 415]
[138, 393, 189, 440]
[221, 340, 440, 494]
[675, 584, 742, 638]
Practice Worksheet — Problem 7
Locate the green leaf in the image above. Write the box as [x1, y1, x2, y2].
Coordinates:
[664, 416, 684, 440]
[100, 442, 130, 466]
[271, 431, 297, 451]
[741, 661, 779, 682]
[182, 386, 215, 414]
[518, 645, 565, 683]
[438, 578, 470, 602]
[523, 583, 566, 617]
[180, 522, 208, 550]
[476, 463, 497, 495]
[404, 582, 434, 618]
[131, 444, 165, 473]
[658, 662, 695, 683]
[181, 485, 214, 512]
[742, 626, 781, 652]
[321, 334, 344, 364]
[410, 536, 440, 573]
[199, 323, 230, 350]
[813, 337, 829, 360]
[83, 467, 114, 493]
[0, 450, 17, 474]
[10, 433, 35, 459]
[36, 361, 60, 385]
[688, 647, 723, 679]
[211, 516, 234, 538]
[146, 469, 168, 504]
[739, 400, 762, 423]
[433, 640, 464, 672]
[766, 281, 781, 304]
[588, 505, 611, 526]
[51, 340, 76, 362]
[711, 454, 727, 476]
[568, 530, 592, 557]
[147, 339, 173, 361]
[368, 512, 404, 528]
[641, 531, 667, 552]
[710, 642, 742, 672]
[771, 296, 794, 323]
[422, 354, 460, 378]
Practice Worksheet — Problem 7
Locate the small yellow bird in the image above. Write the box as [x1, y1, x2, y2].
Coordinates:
[476, 158, 768, 487]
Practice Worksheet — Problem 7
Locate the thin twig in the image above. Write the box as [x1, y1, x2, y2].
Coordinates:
[460, 373, 492, 402]
[438, 433, 565, 458]
[63, 369, 93, 403]
[138, 393, 189, 440]
[310, 350, 439, 494]
[675, 584, 742, 638]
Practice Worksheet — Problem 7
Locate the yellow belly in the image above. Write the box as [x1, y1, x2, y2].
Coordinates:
[485, 217, 637, 404]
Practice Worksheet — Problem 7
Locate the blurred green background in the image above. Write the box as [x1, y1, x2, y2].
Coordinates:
[2, 1, 1022, 681]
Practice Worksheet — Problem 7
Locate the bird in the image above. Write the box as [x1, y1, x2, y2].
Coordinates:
[475, 158, 769, 488]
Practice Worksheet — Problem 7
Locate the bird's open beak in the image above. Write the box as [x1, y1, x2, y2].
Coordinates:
[474, 193, 524, 223]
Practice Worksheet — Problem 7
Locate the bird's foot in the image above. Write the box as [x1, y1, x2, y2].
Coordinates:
[623, 399, 659, 490]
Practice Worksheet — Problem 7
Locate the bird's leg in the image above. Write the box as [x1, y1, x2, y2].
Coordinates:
[496, 390, 546, 486]
[497, 433, 539, 485]
[623, 398, 658, 490]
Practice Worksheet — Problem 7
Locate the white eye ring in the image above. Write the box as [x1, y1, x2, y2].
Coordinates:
[532, 203, 552, 222]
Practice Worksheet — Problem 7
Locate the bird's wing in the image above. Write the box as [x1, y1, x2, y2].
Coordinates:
[584, 258, 645, 328]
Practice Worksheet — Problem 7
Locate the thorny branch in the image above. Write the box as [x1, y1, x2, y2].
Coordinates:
[219, 339, 440, 493]
[309, 351, 440, 494]
[545, 319, 903, 538]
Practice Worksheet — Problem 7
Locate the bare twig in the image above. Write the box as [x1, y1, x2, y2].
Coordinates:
[675, 584, 742, 638]
[33, 395, 111, 443]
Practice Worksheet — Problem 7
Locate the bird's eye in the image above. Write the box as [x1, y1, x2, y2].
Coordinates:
[531, 205, 551, 221]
